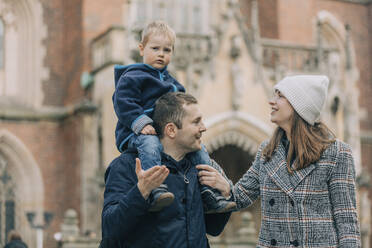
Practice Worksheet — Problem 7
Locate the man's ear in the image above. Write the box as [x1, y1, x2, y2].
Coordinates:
[164, 123, 177, 138]
[138, 43, 145, 57]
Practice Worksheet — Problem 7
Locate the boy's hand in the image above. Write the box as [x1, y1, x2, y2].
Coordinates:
[141, 125, 157, 135]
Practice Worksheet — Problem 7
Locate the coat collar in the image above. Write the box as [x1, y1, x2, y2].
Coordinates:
[263, 141, 316, 197]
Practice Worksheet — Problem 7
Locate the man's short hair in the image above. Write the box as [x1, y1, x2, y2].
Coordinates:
[153, 92, 198, 138]
[141, 20, 176, 47]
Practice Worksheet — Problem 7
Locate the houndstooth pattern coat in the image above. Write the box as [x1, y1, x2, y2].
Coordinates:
[233, 139, 361, 248]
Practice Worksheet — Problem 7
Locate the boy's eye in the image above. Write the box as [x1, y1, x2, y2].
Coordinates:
[164, 48, 172, 52]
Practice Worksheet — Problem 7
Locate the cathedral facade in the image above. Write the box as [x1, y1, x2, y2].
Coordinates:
[0, 0, 371, 247]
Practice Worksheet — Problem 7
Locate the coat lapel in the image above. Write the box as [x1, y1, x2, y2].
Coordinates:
[290, 162, 316, 190]
[263, 142, 294, 197]
[263, 141, 318, 195]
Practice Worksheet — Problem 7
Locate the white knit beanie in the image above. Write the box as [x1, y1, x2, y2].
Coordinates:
[274, 75, 329, 125]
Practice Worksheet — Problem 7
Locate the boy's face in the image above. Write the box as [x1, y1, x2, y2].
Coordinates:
[139, 34, 173, 69]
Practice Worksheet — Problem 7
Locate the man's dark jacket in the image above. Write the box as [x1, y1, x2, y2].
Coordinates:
[101, 149, 231, 248]
[113, 64, 185, 152]
[4, 240, 28, 248]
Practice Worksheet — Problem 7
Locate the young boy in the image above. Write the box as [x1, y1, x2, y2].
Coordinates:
[113, 21, 236, 213]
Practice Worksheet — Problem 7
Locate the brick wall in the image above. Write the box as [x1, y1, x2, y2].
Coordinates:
[239, 0, 279, 39]
[62, 0, 85, 105]
[82, 0, 124, 71]
[258, 0, 279, 39]
[41, 0, 65, 106]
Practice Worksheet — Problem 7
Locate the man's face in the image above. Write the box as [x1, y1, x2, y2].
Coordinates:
[174, 103, 206, 154]
[139, 34, 173, 69]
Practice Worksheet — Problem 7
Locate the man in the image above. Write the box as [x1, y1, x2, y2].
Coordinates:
[101, 92, 232, 248]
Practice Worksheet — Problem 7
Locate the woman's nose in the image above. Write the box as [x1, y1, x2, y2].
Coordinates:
[200, 122, 206, 132]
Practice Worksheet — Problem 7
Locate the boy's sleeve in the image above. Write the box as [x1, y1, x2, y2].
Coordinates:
[113, 75, 153, 134]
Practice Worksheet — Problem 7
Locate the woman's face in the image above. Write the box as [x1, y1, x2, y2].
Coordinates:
[269, 90, 294, 132]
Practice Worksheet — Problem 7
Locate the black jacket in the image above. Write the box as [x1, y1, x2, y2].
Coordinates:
[4, 240, 28, 248]
[101, 149, 231, 248]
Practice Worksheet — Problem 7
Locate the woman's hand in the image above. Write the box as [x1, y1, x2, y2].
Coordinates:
[196, 164, 231, 198]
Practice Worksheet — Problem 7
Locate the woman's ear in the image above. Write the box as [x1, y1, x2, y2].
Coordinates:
[164, 123, 177, 138]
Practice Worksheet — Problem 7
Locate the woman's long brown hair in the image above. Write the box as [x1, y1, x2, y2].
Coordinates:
[263, 111, 335, 173]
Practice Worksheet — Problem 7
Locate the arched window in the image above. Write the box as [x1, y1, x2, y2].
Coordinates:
[0, 155, 15, 246]
[128, 0, 211, 35]
[0, 0, 48, 107]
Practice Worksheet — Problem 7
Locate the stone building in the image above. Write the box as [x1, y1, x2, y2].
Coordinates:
[0, 0, 371, 247]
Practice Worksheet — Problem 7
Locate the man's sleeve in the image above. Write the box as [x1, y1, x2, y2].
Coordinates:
[113, 75, 153, 134]
[101, 156, 151, 240]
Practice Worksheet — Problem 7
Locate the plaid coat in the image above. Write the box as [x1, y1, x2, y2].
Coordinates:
[233, 139, 361, 248]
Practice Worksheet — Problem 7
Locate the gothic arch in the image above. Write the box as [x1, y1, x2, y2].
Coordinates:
[204, 111, 272, 153]
[0, 129, 44, 246]
[0, 0, 49, 107]
[317, 10, 361, 175]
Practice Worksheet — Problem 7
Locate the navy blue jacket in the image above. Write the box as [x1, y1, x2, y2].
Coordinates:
[113, 64, 185, 152]
[4, 240, 28, 248]
[101, 149, 231, 248]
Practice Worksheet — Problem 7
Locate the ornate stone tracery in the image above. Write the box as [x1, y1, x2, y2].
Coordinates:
[0, 0, 49, 108]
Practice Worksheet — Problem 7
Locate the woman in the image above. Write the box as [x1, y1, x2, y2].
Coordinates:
[198, 75, 361, 247]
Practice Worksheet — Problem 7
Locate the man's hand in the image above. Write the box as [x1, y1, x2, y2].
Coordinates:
[135, 158, 169, 199]
[140, 125, 157, 135]
[196, 164, 231, 198]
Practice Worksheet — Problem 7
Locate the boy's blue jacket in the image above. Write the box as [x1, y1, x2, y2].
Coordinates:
[113, 64, 185, 152]
[101, 149, 231, 248]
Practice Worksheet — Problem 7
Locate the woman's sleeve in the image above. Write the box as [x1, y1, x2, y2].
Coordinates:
[232, 143, 264, 210]
[328, 142, 361, 247]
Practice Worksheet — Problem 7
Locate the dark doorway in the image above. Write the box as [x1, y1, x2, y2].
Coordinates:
[210, 144, 261, 238]
[210, 145, 255, 184]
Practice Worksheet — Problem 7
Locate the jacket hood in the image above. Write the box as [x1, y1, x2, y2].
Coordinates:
[114, 63, 167, 86]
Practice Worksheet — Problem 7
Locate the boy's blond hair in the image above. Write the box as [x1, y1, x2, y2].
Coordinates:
[141, 21, 176, 47]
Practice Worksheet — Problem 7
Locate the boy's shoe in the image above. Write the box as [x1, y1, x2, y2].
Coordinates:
[201, 188, 237, 214]
[148, 184, 175, 212]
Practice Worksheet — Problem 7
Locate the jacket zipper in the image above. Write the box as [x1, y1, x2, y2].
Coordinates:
[183, 164, 190, 184]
